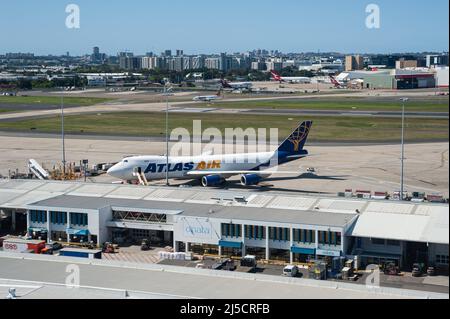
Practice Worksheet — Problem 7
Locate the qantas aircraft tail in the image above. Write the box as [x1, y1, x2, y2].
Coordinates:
[329, 75, 341, 87]
[270, 70, 283, 82]
[220, 79, 232, 89]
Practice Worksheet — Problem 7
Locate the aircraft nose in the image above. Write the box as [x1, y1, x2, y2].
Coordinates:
[107, 163, 125, 179]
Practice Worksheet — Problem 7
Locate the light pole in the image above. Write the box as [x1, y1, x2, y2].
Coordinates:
[164, 80, 170, 186]
[61, 87, 66, 179]
[82, 159, 88, 182]
[399, 97, 409, 201]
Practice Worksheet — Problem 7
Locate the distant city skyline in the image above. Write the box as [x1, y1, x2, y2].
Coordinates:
[1, 0, 448, 55]
[1, 49, 448, 58]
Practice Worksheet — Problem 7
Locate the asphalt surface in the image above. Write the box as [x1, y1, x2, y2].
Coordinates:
[0, 130, 448, 146]
[0, 102, 86, 112]
[239, 108, 449, 119]
[0, 256, 441, 299]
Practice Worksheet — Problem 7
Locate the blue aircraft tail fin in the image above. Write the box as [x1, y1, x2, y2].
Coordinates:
[277, 121, 313, 155]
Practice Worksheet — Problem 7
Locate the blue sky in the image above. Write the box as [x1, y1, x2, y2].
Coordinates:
[1, 0, 448, 55]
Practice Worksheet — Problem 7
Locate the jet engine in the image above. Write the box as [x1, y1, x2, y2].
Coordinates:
[201, 175, 224, 187]
[240, 174, 262, 186]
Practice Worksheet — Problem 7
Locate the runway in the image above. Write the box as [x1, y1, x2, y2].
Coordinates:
[174, 107, 449, 119]
[0, 90, 447, 122]
[1, 105, 447, 123]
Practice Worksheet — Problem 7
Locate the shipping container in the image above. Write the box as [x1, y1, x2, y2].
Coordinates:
[59, 248, 102, 259]
[2, 237, 46, 254]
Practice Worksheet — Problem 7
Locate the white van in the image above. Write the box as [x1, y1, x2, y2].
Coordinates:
[283, 265, 299, 277]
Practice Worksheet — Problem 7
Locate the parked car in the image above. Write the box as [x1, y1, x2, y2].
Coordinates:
[141, 239, 150, 251]
[412, 263, 425, 277]
[240, 255, 257, 268]
[51, 242, 63, 251]
[283, 265, 299, 277]
[383, 262, 400, 276]
[427, 266, 437, 277]
[222, 259, 236, 271]
[211, 261, 224, 270]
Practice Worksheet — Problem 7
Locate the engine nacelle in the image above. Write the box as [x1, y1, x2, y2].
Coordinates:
[201, 175, 224, 187]
[240, 174, 262, 186]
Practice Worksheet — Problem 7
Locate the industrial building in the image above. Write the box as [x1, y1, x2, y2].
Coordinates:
[0, 180, 448, 272]
[433, 66, 450, 88]
[336, 69, 437, 90]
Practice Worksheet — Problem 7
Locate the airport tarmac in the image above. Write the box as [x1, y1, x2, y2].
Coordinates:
[0, 256, 440, 299]
[0, 135, 447, 197]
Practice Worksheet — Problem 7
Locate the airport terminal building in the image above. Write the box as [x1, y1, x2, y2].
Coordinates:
[0, 180, 448, 272]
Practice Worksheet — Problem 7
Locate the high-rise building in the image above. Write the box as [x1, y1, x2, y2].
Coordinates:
[92, 46, 102, 62]
[141, 56, 152, 70]
[266, 61, 283, 72]
[183, 57, 192, 70]
[219, 53, 233, 72]
[251, 61, 266, 71]
[176, 50, 184, 57]
[345, 55, 364, 71]
[163, 50, 172, 57]
[165, 57, 184, 72]
[205, 57, 220, 70]
[191, 56, 205, 69]
[118, 52, 134, 58]
[154, 57, 166, 70]
[119, 56, 141, 70]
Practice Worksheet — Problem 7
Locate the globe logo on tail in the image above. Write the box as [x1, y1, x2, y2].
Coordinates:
[288, 122, 311, 152]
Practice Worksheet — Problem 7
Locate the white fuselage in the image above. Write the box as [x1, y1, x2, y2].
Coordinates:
[107, 152, 275, 181]
[226, 82, 253, 89]
[192, 95, 221, 102]
[279, 77, 311, 83]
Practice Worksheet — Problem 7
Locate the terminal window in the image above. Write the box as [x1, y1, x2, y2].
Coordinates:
[371, 238, 386, 246]
[293, 229, 315, 244]
[222, 223, 242, 238]
[318, 231, 341, 246]
[29, 210, 47, 223]
[50, 211, 67, 225]
[244, 225, 265, 240]
[387, 240, 400, 246]
[436, 255, 449, 265]
[70, 213, 88, 226]
[269, 227, 290, 242]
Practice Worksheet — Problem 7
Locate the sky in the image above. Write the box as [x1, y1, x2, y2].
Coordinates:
[0, 0, 448, 55]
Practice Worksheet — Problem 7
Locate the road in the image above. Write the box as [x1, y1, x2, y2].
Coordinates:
[0, 255, 440, 299]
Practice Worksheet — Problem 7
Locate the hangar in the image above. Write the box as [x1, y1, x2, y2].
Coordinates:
[336, 69, 437, 90]
[0, 179, 448, 272]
